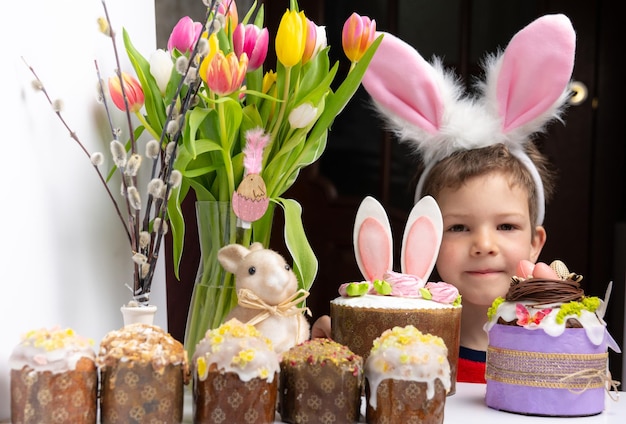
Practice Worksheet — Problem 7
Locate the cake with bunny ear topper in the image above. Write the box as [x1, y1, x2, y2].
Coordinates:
[330, 195, 462, 394]
[484, 259, 621, 416]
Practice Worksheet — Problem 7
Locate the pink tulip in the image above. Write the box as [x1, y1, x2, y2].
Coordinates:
[233, 23, 269, 71]
[342, 12, 376, 63]
[167, 16, 203, 53]
[108, 72, 144, 112]
[302, 18, 326, 65]
[205, 51, 249, 96]
[424, 282, 460, 304]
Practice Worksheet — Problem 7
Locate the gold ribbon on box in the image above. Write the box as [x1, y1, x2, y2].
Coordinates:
[237, 288, 311, 327]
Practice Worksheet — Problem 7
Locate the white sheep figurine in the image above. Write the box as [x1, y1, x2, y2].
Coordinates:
[218, 242, 311, 354]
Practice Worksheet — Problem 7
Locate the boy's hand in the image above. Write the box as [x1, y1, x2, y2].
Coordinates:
[311, 315, 332, 339]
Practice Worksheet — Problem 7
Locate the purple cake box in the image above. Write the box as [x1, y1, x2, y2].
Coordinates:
[485, 324, 613, 417]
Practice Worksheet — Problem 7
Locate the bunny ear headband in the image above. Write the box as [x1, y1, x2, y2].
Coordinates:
[361, 14, 576, 225]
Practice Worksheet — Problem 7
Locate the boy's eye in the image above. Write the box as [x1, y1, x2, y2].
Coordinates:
[498, 223, 515, 231]
[447, 224, 467, 232]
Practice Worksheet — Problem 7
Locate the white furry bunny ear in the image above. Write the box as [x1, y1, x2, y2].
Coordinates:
[401, 196, 442, 281]
[354, 196, 393, 282]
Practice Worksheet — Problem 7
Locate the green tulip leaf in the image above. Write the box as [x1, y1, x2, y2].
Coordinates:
[277, 197, 317, 291]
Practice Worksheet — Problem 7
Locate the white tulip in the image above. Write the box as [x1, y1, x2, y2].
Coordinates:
[149, 49, 173, 95]
[288, 103, 318, 129]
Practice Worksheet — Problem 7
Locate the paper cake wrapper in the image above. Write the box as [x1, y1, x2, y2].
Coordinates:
[278, 357, 362, 423]
[100, 362, 185, 422]
[365, 378, 446, 424]
[485, 324, 610, 416]
[10, 359, 97, 424]
[194, 372, 278, 423]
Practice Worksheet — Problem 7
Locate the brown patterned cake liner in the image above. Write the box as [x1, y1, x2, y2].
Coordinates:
[10, 358, 97, 424]
[99, 362, 185, 423]
[365, 378, 447, 424]
[279, 357, 362, 423]
[194, 371, 278, 424]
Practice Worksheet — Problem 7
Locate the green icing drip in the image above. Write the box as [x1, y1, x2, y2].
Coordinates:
[488, 297, 505, 320]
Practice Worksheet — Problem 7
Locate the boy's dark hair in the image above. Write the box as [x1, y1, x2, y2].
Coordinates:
[420, 143, 556, 228]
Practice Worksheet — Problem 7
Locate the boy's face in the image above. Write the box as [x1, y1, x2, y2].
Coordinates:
[434, 172, 546, 307]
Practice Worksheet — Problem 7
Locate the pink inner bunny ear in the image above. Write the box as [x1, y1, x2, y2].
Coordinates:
[362, 32, 444, 134]
[354, 196, 393, 281]
[358, 217, 393, 282]
[401, 196, 443, 280]
[496, 14, 576, 132]
[402, 217, 439, 279]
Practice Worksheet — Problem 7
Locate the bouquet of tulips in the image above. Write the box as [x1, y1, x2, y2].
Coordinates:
[160, 0, 381, 288]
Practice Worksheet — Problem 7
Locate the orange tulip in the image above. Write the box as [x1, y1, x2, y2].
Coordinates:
[108, 72, 144, 112]
[205, 51, 248, 96]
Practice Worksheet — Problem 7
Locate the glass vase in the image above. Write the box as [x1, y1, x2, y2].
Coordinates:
[184, 201, 277, 358]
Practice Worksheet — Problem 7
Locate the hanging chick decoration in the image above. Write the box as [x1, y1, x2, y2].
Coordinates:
[232, 128, 270, 227]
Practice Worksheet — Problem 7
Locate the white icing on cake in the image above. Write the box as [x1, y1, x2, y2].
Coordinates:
[193, 318, 280, 383]
[331, 294, 459, 310]
[484, 300, 609, 346]
[9, 327, 95, 374]
[365, 325, 451, 409]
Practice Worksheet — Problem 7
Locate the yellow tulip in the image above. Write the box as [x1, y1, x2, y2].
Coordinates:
[262, 70, 276, 94]
[275, 9, 307, 68]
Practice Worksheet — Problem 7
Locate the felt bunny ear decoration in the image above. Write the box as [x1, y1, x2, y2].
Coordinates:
[354, 195, 442, 282]
[362, 14, 576, 225]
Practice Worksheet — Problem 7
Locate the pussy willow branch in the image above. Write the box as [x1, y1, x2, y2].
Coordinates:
[100, 0, 151, 296]
[22, 58, 132, 244]
[140, 3, 220, 294]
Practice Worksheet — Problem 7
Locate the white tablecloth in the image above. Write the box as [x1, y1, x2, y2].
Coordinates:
[183, 382, 624, 423]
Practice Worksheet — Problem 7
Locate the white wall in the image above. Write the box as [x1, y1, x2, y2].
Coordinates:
[0, 0, 166, 418]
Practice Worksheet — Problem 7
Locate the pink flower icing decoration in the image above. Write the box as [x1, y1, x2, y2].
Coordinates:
[424, 282, 459, 304]
[383, 270, 425, 296]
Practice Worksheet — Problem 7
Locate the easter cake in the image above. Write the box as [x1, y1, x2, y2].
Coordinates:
[192, 318, 280, 423]
[330, 196, 461, 393]
[485, 260, 621, 416]
[278, 338, 363, 423]
[97, 323, 189, 423]
[365, 325, 451, 424]
[9, 327, 97, 424]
